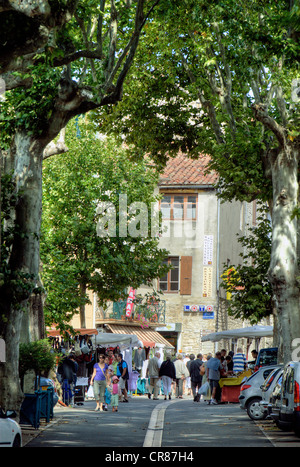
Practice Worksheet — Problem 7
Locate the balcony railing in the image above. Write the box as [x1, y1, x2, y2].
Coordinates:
[100, 300, 166, 325]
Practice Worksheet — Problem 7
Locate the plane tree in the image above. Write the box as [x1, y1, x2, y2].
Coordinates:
[97, 0, 300, 363]
[0, 0, 161, 412]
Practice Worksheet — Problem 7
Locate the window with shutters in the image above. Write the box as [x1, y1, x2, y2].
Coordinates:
[159, 256, 192, 295]
[159, 257, 179, 292]
[160, 194, 197, 220]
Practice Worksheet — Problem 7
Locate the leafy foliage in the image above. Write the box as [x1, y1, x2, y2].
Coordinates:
[220, 207, 272, 324]
[41, 122, 169, 330]
[19, 339, 58, 379]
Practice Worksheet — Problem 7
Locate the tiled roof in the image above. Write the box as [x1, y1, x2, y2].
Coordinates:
[159, 152, 218, 187]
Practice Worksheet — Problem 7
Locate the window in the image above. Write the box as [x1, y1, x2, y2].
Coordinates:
[159, 257, 179, 292]
[159, 256, 192, 295]
[160, 194, 197, 220]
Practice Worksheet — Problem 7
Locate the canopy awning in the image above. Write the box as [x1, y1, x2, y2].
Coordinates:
[201, 325, 273, 342]
[91, 332, 143, 348]
[47, 328, 98, 337]
[106, 324, 174, 349]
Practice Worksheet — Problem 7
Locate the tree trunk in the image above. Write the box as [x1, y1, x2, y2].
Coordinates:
[268, 144, 300, 364]
[0, 131, 43, 412]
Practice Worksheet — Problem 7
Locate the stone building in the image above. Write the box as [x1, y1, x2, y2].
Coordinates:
[69, 152, 267, 356]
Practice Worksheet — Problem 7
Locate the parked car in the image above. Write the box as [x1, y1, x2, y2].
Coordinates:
[270, 361, 300, 437]
[259, 367, 283, 419]
[254, 347, 278, 372]
[0, 409, 22, 447]
[239, 365, 280, 420]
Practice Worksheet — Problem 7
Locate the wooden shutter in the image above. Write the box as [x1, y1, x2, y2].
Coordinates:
[180, 256, 192, 295]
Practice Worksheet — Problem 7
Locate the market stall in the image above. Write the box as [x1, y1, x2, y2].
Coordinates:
[201, 325, 273, 344]
[219, 370, 252, 402]
[201, 325, 274, 403]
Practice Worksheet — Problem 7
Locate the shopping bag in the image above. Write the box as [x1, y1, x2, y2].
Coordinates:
[198, 381, 210, 396]
[87, 385, 94, 398]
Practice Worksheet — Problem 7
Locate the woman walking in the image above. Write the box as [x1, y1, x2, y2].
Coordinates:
[159, 354, 176, 400]
[90, 354, 108, 411]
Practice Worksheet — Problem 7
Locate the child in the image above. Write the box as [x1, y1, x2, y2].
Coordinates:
[111, 375, 119, 412]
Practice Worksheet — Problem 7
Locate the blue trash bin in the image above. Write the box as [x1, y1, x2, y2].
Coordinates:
[40, 387, 54, 423]
[20, 390, 42, 429]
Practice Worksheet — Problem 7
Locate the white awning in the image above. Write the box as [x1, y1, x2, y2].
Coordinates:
[201, 325, 273, 342]
[91, 332, 143, 348]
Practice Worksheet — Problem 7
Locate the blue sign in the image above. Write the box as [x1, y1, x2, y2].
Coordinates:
[203, 312, 214, 319]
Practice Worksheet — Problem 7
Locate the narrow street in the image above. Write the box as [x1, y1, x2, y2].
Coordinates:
[22, 395, 286, 450]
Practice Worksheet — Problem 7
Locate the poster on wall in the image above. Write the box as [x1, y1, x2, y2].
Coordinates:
[202, 266, 213, 297]
[203, 235, 213, 265]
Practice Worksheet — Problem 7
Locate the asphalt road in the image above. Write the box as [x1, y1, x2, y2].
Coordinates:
[22, 395, 277, 449]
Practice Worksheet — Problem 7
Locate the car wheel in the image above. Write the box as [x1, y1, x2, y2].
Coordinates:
[246, 398, 265, 420]
[294, 423, 300, 438]
[12, 434, 21, 447]
[275, 420, 292, 432]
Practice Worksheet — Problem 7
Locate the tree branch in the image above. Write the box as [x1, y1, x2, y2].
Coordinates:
[43, 128, 68, 160]
[252, 103, 286, 147]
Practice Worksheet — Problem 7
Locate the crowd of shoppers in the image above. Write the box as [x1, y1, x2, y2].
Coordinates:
[56, 345, 251, 410]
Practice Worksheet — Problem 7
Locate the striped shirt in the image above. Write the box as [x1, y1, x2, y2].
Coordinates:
[232, 353, 247, 373]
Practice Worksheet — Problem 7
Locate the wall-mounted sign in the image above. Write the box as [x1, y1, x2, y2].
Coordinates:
[184, 305, 214, 313]
[203, 312, 214, 319]
[125, 287, 136, 317]
[203, 235, 213, 265]
[203, 266, 213, 297]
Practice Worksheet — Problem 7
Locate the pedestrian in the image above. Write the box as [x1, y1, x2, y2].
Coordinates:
[225, 355, 234, 374]
[250, 349, 258, 366]
[58, 353, 78, 406]
[116, 353, 129, 402]
[174, 354, 189, 399]
[189, 353, 203, 400]
[90, 354, 108, 411]
[108, 375, 120, 412]
[159, 353, 176, 400]
[196, 354, 211, 403]
[147, 352, 161, 400]
[184, 354, 192, 395]
[111, 353, 119, 375]
[232, 347, 247, 373]
[107, 348, 114, 365]
[206, 351, 223, 405]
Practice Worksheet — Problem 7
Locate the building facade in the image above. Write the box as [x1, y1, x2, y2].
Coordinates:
[70, 152, 265, 356]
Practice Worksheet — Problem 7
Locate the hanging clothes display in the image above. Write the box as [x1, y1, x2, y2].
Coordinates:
[134, 348, 146, 371]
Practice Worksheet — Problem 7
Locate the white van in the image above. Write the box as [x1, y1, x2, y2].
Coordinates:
[270, 361, 300, 437]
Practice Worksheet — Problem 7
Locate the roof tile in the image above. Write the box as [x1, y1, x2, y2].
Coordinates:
[159, 152, 218, 187]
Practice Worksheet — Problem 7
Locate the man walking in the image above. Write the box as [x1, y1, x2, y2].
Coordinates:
[117, 353, 129, 402]
[189, 353, 203, 400]
[206, 351, 222, 405]
[147, 352, 161, 400]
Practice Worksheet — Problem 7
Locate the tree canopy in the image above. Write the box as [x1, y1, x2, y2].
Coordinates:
[41, 122, 169, 332]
